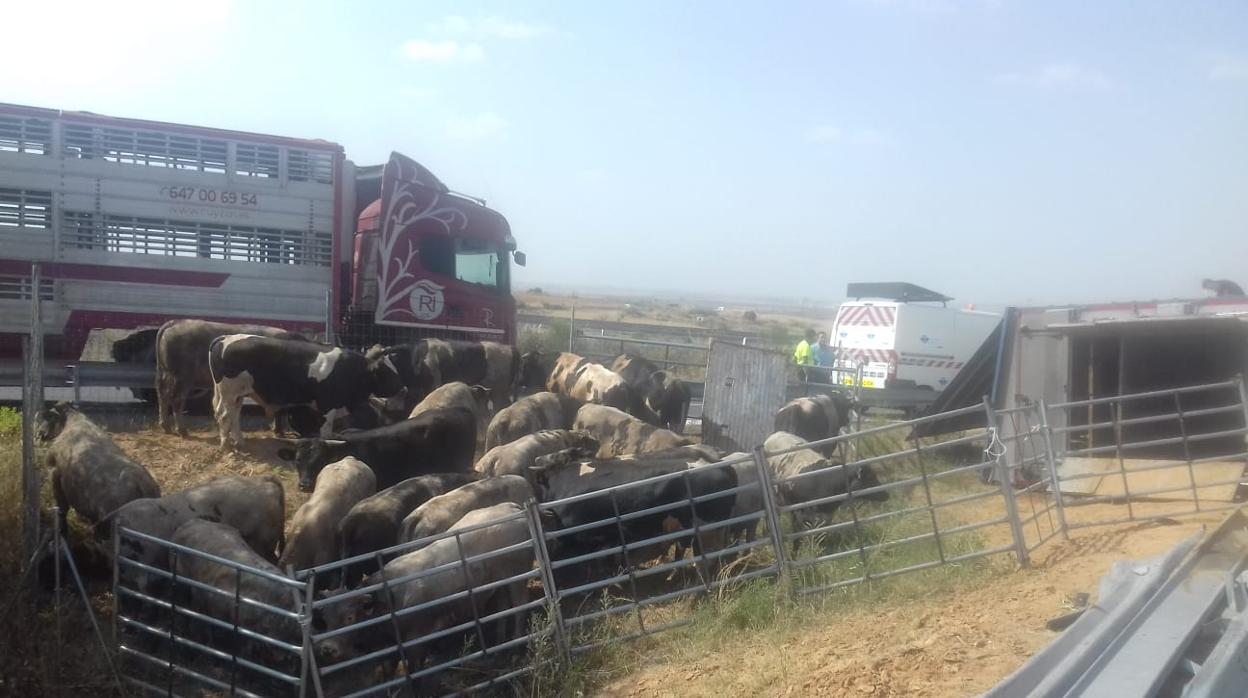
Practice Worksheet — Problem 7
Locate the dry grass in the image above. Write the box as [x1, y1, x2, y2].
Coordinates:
[0, 409, 311, 697]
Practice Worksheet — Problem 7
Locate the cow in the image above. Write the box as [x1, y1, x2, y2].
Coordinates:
[109, 475, 285, 593]
[338, 473, 480, 587]
[155, 319, 305, 437]
[171, 519, 299, 666]
[277, 406, 477, 492]
[520, 351, 632, 411]
[399, 476, 534, 545]
[408, 381, 491, 423]
[774, 393, 856, 458]
[474, 429, 600, 478]
[572, 403, 693, 458]
[483, 392, 582, 451]
[36, 402, 160, 535]
[530, 453, 737, 583]
[209, 334, 403, 450]
[279, 457, 376, 579]
[610, 354, 692, 433]
[282, 399, 390, 437]
[370, 339, 520, 413]
[763, 431, 888, 536]
[693, 452, 760, 544]
[315, 503, 534, 682]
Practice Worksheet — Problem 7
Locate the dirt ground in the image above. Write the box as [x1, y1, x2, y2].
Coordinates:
[82, 413, 313, 528]
[594, 496, 1230, 698]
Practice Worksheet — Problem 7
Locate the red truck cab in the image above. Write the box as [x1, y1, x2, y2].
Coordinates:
[345, 153, 519, 346]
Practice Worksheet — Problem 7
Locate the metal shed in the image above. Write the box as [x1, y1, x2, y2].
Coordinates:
[700, 341, 789, 452]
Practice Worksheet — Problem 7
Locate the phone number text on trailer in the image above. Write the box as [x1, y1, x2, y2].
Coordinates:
[157, 186, 259, 207]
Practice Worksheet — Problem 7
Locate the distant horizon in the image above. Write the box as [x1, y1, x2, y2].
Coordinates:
[516, 278, 1227, 312]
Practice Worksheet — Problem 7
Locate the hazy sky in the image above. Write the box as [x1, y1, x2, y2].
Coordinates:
[6, 1, 1246, 306]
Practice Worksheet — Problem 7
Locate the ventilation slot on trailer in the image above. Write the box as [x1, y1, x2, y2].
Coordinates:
[0, 115, 53, 155]
[0, 275, 54, 301]
[234, 143, 280, 179]
[60, 210, 331, 266]
[62, 124, 229, 172]
[0, 188, 53, 228]
[287, 149, 334, 184]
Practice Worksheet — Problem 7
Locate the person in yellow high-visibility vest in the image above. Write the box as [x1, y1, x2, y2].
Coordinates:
[793, 329, 816, 366]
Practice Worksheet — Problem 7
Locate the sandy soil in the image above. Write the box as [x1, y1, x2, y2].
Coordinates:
[594, 498, 1229, 698]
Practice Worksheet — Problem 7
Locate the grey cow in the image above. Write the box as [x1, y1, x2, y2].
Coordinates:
[110, 475, 286, 593]
[572, 403, 693, 458]
[763, 431, 888, 534]
[474, 429, 600, 478]
[483, 392, 583, 451]
[171, 519, 300, 665]
[279, 457, 376, 576]
[337, 473, 480, 587]
[317, 503, 535, 676]
[37, 402, 160, 535]
[399, 476, 534, 545]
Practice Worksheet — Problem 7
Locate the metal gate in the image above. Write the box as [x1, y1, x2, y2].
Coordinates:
[700, 341, 789, 452]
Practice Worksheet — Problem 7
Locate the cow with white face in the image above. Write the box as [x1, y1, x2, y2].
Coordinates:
[208, 335, 403, 451]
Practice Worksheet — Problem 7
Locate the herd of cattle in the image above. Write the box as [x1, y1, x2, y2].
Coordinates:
[36, 319, 890, 693]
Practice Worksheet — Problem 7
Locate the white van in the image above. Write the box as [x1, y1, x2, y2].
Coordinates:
[831, 284, 999, 391]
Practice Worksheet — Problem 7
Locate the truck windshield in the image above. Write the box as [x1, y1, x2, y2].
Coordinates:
[417, 234, 505, 292]
[454, 238, 503, 291]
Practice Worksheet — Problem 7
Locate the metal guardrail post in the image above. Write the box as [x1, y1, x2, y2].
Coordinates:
[69, 364, 80, 406]
[983, 397, 1030, 568]
[523, 500, 569, 664]
[324, 289, 335, 346]
[752, 445, 791, 591]
[1036, 400, 1070, 541]
[21, 335, 40, 592]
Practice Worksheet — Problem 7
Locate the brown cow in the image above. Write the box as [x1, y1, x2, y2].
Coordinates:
[519, 351, 631, 411]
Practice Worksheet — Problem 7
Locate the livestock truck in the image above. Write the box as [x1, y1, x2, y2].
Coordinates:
[0, 102, 525, 370]
[830, 282, 999, 410]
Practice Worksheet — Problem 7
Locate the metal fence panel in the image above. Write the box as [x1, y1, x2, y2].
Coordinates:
[764, 404, 1028, 595]
[113, 526, 309, 698]
[701, 341, 789, 452]
[1044, 378, 1248, 532]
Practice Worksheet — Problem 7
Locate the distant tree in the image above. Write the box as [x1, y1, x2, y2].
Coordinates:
[528, 287, 544, 294]
[743, 310, 758, 322]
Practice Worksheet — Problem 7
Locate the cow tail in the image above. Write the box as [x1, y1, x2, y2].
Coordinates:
[264, 474, 288, 556]
[509, 346, 521, 402]
[208, 335, 226, 384]
[154, 321, 171, 395]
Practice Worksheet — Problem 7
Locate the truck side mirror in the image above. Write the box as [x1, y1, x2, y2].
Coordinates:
[513, 250, 527, 267]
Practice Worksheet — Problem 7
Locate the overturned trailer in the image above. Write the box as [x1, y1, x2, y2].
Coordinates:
[920, 296, 1248, 496]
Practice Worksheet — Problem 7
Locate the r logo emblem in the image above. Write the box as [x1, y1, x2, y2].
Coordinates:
[409, 279, 446, 321]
